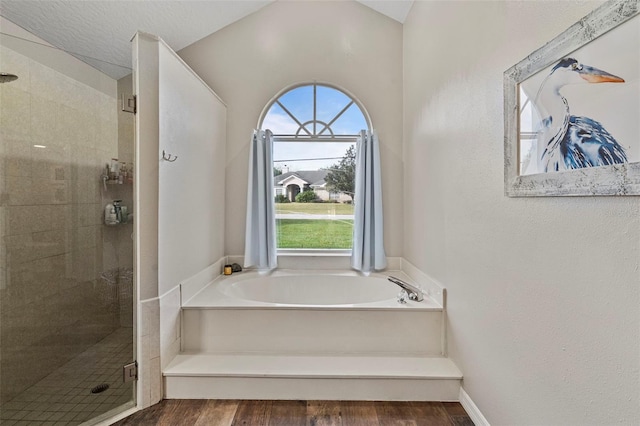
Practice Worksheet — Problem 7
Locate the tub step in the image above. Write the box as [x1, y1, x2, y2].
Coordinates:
[163, 354, 462, 401]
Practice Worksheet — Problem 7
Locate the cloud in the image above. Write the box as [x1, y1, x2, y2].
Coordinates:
[262, 111, 300, 134]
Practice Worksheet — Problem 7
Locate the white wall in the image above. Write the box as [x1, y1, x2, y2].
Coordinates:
[178, 0, 403, 258]
[403, 1, 640, 424]
[157, 42, 226, 296]
[133, 32, 226, 407]
[134, 33, 160, 302]
[135, 32, 226, 300]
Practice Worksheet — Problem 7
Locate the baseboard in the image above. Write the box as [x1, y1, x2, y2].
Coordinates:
[459, 387, 490, 426]
[90, 403, 137, 426]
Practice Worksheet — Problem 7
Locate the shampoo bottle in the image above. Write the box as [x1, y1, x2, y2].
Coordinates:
[105, 203, 117, 225]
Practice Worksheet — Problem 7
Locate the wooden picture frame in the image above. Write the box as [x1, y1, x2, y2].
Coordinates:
[504, 0, 640, 196]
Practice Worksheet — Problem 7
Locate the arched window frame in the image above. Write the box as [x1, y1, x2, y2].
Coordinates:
[257, 82, 372, 142]
[258, 82, 372, 254]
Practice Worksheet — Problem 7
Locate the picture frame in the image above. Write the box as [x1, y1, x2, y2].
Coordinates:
[504, 0, 640, 196]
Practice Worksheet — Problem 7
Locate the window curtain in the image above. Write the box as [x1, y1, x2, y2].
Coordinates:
[244, 129, 277, 270]
[351, 130, 387, 273]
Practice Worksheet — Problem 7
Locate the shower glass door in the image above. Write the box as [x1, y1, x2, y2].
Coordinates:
[0, 25, 136, 425]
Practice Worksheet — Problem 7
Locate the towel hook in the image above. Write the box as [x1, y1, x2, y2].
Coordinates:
[162, 150, 178, 162]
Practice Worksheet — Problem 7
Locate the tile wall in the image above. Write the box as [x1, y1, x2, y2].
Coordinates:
[139, 298, 161, 408]
[0, 44, 125, 404]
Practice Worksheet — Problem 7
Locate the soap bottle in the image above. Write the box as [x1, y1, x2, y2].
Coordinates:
[105, 203, 117, 225]
[110, 158, 120, 181]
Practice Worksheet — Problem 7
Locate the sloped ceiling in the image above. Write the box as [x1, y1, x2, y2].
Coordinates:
[358, 0, 413, 23]
[0, 0, 413, 80]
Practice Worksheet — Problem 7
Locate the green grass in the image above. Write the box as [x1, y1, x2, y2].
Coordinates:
[276, 202, 354, 215]
[276, 219, 353, 249]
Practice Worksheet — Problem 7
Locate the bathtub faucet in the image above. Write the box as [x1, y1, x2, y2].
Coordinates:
[388, 276, 424, 302]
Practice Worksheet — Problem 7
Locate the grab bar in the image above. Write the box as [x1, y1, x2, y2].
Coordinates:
[388, 276, 424, 302]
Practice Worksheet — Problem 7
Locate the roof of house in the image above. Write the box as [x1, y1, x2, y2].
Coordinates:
[275, 170, 329, 188]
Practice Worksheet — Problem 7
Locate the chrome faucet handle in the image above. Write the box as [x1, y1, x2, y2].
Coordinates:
[397, 289, 408, 304]
[389, 276, 424, 302]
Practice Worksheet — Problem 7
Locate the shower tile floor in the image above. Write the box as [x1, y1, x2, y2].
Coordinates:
[0, 327, 134, 426]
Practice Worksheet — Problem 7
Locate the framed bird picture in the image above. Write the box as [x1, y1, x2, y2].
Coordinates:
[504, 0, 640, 196]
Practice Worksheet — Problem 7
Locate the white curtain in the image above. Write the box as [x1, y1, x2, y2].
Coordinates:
[351, 130, 387, 273]
[244, 129, 277, 270]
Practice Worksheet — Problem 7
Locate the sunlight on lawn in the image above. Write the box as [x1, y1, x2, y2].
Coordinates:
[276, 219, 353, 249]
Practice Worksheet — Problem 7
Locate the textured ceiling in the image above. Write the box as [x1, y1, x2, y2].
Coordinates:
[0, 0, 413, 80]
[358, 0, 413, 23]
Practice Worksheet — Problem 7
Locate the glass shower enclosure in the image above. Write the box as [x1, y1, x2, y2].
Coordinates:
[0, 20, 136, 425]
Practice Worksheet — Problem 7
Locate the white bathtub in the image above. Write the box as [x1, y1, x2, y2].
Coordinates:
[221, 272, 402, 305]
[182, 269, 444, 356]
[185, 269, 438, 310]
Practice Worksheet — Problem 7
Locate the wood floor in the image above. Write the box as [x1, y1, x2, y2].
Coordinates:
[114, 400, 474, 425]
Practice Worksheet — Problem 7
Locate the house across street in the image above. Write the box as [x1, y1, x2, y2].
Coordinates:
[275, 170, 353, 203]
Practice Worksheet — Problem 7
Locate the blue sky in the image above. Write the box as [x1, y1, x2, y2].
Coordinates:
[262, 84, 367, 171]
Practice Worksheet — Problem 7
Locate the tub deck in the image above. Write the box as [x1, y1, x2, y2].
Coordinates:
[183, 270, 442, 311]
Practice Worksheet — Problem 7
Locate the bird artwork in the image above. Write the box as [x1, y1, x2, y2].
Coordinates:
[533, 57, 627, 172]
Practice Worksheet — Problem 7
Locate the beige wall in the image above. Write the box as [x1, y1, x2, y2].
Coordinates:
[178, 0, 403, 257]
[133, 32, 227, 408]
[0, 30, 123, 402]
[403, 1, 640, 424]
[158, 41, 227, 297]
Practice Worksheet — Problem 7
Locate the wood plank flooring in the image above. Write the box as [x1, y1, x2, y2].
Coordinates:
[114, 400, 474, 425]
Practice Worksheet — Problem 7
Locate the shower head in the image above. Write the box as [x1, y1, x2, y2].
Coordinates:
[0, 73, 18, 83]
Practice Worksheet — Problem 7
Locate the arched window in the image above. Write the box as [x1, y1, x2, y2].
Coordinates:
[258, 83, 371, 251]
[259, 83, 371, 140]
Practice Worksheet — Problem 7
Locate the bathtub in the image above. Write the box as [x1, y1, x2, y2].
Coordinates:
[182, 270, 444, 356]
[184, 269, 439, 310]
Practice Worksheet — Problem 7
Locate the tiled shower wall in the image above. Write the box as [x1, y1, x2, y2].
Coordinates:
[0, 45, 121, 403]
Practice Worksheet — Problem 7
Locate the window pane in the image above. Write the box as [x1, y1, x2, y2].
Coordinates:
[263, 103, 300, 134]
[326, 103, 367, 135]
[274, 141, 354, 250]
[316, 85, 353, 131]
[276, 218, 353, 249]
[274, 141, 350, 170]
[278, 85, 314, 132]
